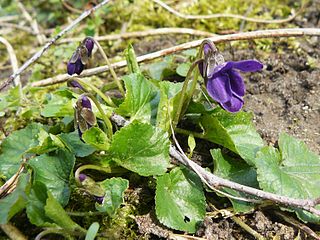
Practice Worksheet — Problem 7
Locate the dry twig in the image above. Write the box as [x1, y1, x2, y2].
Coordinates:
[31, 28, 320, 87]
[0, 36, 20, 88]
[0, 15, 19, 22]
[231, 215, 266, 240]
[57, 27, 215, 44]
[153, 0, 305, 24]
[17, 1, 46, 45]
[0, 0, 111, 92]
[274, 211, 320, 240]
[0, 22, 34, 34]
[0, 223, 27, 240]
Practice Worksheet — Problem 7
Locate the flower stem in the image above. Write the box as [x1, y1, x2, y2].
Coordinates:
[173, 59, 202, 128]
[174, 127, 205, 139]
[75, 164, 126, 186]
[91, 38, 125, 96]
[85, 93, 113, 139]
[72, 77, 116, 107]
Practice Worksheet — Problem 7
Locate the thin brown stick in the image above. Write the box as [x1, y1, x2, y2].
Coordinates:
[110, 113, 320, 217]
[231, 215, 266, 240]
[153, 0, 305, 24]
[0, 223, 27, 240]
[17, 1, 46, 45]
[0, 164, 24, 198]
[61, 0, 83, 14]
[0, 22, 34, 34]
[31, 28, 320, 88]
[0, 15, 19, 22]
[0, 37, 20, 88]
[274, 211, 320, 240]
[0, 0, 111, 92]
[57, 28, 215, 44]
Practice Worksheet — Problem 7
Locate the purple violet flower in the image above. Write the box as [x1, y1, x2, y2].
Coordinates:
[67, 37, 95, 75]
[206, 60, 263, 112]
[199, 42, 263, 112]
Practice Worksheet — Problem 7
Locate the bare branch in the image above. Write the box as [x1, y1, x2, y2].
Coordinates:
[31, 28, 320, 88]
[0, 15, 19, 22]
[152, 0, 305, 24]
[0, 22, 34, 34]
[17, 1, 46, 45]
[0, 0, 111, 92]
[57, 28, 215, 44]
[0, 37, 20, 87]
[0, 223, 27, 240]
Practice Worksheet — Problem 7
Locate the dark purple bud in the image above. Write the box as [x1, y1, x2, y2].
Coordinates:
[81, 95, 92, 109]
[79, 173, 87, 182]
[94, 196, 104, 204]
[67, 80, 85, 91]
[67, 58, 84, 75]
[83, 37, 94, 57]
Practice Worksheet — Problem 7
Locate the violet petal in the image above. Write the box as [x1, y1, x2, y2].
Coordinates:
[229, 69, 245, 97]
[233, 60, 263, 72]
[206, 74, 232, 103]
[212, 61, 234, 76]
[67, 62, 76, 75]
[84, 38, 94, 57]
[74, 59, 84, 75]
[221, 95, 244, 112]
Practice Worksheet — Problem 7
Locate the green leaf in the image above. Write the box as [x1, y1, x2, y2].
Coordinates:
[188, 134, 196, 157]
[145, 56, 173, 81]
[95, 177, 129, 216]
[85, 222, 100, 240]
[201, 108, 264, 165]
[82, 127, 110, 150]
[45, 191, 83, 231]
[28, 150, 75, 206]
[59, 131, 95, 157]
[0, 85, 21, 113]
[155, 167, 206, 233]
[28, 128, 64, 155]
[116, 73, 159, 123]
[211, 149, 258, 212]
[41, 92, 75, 117]
[26, 182, 57, 227]
[156, 81, 183, 131]
[0, 173, 31, 224]
[255, 133, 320, 223]
[0, 123, 43, 178]
[108, 121, 170, 176]
[176, 62, 191, 77]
